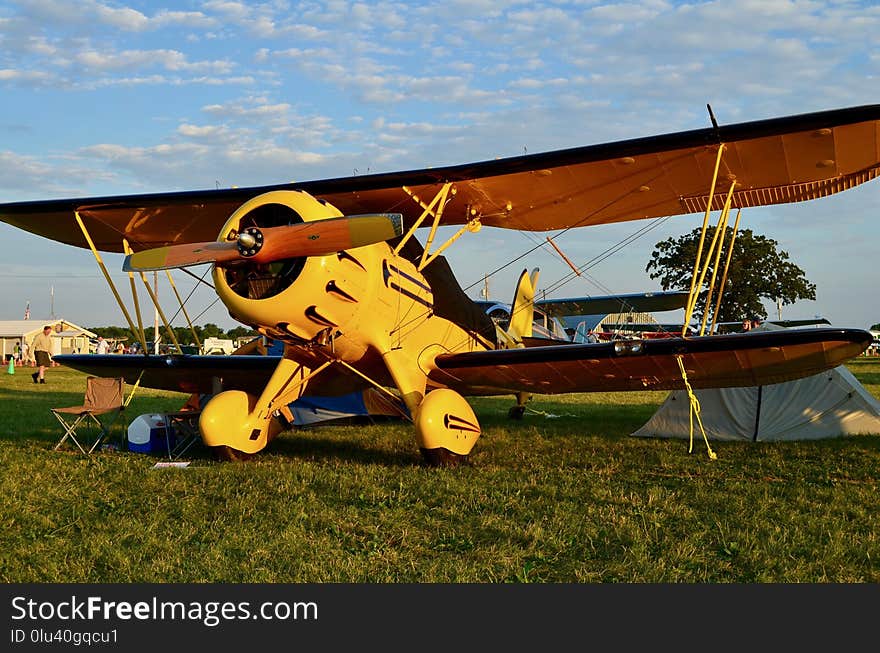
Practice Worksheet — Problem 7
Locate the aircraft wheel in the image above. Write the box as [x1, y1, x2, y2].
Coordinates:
[414, 389, 481, 461]
[213, 445, 253, 462]
[508, 405, 526, 420]
[420, 447, 469, 468]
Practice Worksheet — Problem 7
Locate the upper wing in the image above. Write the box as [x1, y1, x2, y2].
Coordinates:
[428, 328, 871, 395]
[2, 105, 879, 252]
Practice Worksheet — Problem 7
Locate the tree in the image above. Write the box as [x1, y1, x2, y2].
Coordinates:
[200, 323, 223, 339]
[227, 325, 258, 340]
[645, 227, 816, 325]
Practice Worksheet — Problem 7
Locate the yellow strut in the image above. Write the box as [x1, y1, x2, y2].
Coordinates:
[121, 239, 149, 354]
[418, 183, 452, 268]
[699, 183, 737, 336]
[682, 144, 725, 336]
[165, 270, 202, 352]
[74, 212, 145, 352]
[710, 208, 743, 334]
[419, 218, 481, 271]
[393, 182, 454, 255]
[336, 359, 414, 421]
[136, 271, 182, 352]
[391, 182, 479, 271]
[686, 182, 736, 335]
[259, 359, 333, 417]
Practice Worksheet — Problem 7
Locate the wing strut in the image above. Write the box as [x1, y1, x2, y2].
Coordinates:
[334, 359, 414, 421]
[164, 269, 202, 352]
[134, 268, 182, 353]
[393, 182, 454, 254]
[391, 182, 483, 271]
[682, 144, 725, 334]
[697, 182, 737, 336]
[122, 239, 148, 353]
[74, 212, 149, 354]
[709, 208, 743, 335]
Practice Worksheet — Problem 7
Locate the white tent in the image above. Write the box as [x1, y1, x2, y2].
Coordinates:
[632, 364, 880, 441]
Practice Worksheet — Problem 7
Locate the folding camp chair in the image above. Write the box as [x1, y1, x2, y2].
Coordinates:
[52, 376, 125, 454]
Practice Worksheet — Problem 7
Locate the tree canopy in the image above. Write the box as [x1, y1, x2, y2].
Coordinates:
[645, 227, 816, 325]
[88, 323, 258, 345]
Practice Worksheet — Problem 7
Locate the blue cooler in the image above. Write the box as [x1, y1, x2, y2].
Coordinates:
[127, 414, 174, 454]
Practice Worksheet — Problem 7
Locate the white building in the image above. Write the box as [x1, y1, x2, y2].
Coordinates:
[0, 319, 96, 363]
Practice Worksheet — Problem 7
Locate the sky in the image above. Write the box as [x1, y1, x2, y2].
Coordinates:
[1, 0, 878, 332]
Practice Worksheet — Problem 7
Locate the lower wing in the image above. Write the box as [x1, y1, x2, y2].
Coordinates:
[429, 328, 871, 395]
[54, 328, 870, 398]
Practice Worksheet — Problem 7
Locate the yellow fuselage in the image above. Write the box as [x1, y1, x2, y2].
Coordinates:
[212, 190, 487, 392]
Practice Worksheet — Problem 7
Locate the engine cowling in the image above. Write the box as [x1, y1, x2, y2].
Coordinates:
[213, 190, 385, 358]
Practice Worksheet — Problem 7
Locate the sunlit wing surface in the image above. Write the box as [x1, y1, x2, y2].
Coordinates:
[535, 290, 690, 318]
[2, 105, 879, 251]
[429, 329, 871, 395]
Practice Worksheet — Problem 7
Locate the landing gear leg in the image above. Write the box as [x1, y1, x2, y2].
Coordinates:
[508, 391, 531, 420]
[420, 447, 470, 468]
[213, 445, 254, 462]
[380, 349, 481, 467]
[200, 355, 328, 459]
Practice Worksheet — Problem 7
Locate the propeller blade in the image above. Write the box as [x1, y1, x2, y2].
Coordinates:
[123, 241, 240, 271]
[124, 213, 403, 272]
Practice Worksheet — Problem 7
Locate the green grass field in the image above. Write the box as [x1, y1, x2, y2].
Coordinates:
[2, 359, 879, 582]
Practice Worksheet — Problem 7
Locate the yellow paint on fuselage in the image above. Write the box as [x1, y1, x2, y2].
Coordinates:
[212, 190, 491, 385]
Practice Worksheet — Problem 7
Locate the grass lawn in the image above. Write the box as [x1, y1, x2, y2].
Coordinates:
[2, 358, 879, 582]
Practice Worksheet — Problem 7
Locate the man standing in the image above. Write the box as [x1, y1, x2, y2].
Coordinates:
[96, 336, 109, 355]
[31, 325, 53, 384]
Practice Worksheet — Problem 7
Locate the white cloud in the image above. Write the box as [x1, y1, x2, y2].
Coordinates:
[0, 68, 55, 84]
[73, 48, 233, 74]
[152, 10, 219, 30]
[177, 123, 223, 138]
[201, 1, 252, 22]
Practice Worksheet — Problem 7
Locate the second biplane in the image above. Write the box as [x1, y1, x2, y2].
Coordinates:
[2, 104, 879, 464]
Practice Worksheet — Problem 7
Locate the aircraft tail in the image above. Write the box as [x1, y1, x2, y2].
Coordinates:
[505, 268, 539, 346]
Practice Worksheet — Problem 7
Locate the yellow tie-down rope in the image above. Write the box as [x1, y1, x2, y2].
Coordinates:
[123, 370, 146, 408]
[675, 356, 716, 460]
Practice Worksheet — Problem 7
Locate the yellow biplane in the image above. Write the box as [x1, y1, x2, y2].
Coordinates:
[2, 104, 879, 464]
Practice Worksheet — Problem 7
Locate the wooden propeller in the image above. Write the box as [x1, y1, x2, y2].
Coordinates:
[123, 213, 403, 272]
